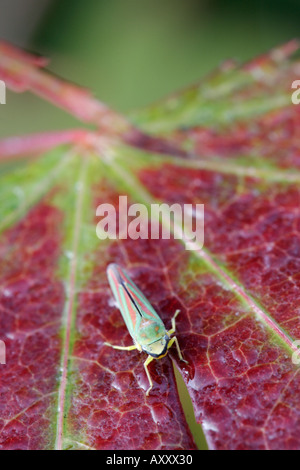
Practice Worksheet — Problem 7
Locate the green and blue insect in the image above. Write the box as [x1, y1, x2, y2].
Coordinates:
[105, 263, 187, 395]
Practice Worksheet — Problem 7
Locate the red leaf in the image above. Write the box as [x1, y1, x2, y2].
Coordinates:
[0, 204, 64, 450]
[0, 41, 299, 450]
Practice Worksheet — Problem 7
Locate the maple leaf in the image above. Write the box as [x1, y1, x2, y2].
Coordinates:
[0, 41, 299, 450]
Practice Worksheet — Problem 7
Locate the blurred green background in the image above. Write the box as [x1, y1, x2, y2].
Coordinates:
[0, 0, 300, 137]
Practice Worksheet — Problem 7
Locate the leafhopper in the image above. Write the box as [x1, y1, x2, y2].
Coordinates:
[105, 263, 187, 395]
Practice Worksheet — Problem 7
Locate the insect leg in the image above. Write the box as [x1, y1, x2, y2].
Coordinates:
[167, 309, 181, 336]
[144, 355, 155, 396]
[168, 336, 188, 364]
[104, 341, 138, 351]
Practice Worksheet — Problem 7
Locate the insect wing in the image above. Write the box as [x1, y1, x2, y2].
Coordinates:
[107, 263, 140, 339]
[106, 264, 165, 342]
